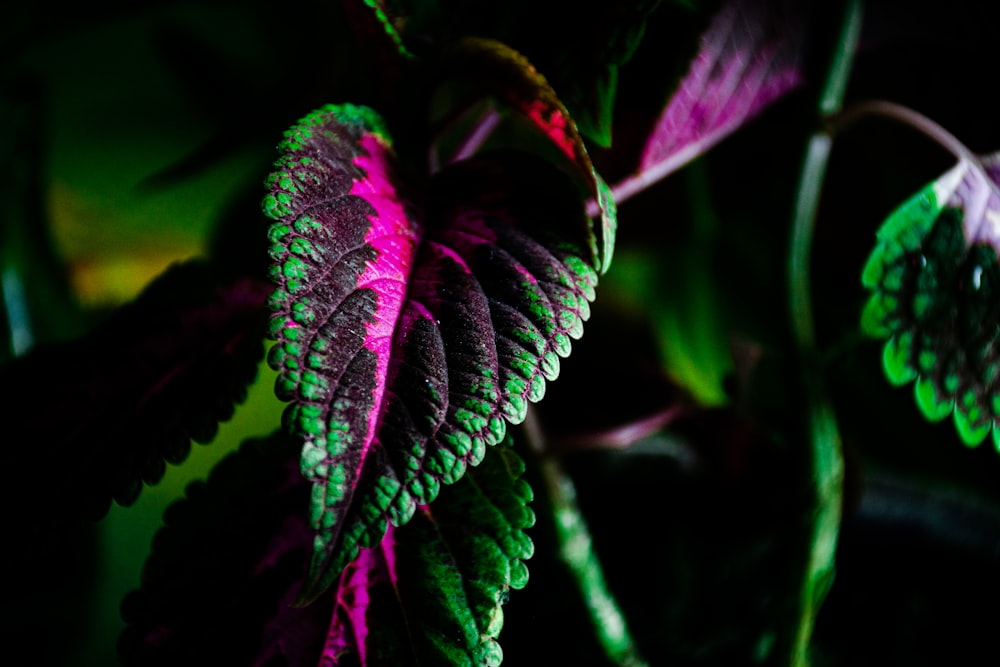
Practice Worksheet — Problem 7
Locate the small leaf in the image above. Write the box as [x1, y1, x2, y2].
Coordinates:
[569, 64, 618, 149]
[610, 0, 806, 200]
[0, 259, 269, 518]
[264, 103, 596, 601]
[861, 153, 1000, 449]
[440, 37, 618, 273]
[324, 444, 534, 666]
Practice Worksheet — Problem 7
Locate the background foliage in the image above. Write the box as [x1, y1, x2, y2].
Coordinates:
[3, 0, 1000, 665]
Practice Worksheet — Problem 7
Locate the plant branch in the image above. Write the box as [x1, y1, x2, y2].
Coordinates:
[589, 142, 707, 217]
[829, 99, 975, 164]
[547, 405, 690, 453]
[784, 0, 863, 664]
[827, 99, 1000, 215]
[448, 105, 503, 164]
[521, 407, 650, 667]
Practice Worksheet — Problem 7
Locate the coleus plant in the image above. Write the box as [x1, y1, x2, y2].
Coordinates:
[4, 0, 1000, 665]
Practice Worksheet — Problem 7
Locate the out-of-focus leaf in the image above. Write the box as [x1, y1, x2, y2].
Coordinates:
[440, 37, 617, 273]
[108, 1, 364, 195]
[0, 78, 84, 360]
[119, 430, 532, 667]
[264, 103, 596, 602]
[137, 19, 262, 190]
[118, 431, 331, 667]
[861, 153, 1000, 448]
[344, 0, 413, 59]
[569, 65, 618, 150]
[0, 259, 269, 518]
[325, 444, 533, 666]
[609, 0, 806, 203]
[341, 0, 423, 129]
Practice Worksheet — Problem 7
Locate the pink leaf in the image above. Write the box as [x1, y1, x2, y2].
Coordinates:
[608, 0, 807, 206]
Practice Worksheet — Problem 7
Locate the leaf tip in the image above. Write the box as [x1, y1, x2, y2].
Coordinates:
[914, 376, 953, 423]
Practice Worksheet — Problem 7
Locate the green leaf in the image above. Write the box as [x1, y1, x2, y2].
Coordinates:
[325, 443, 534, 666]
[861, 154, 1000, 449]
[345, 0, 413, 59]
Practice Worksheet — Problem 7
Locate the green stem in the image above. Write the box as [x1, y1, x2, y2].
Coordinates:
[785, 1, 863, 664]
[522, 408, 649, 667]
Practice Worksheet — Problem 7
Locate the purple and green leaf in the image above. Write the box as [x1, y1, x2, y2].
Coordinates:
[325, 444, 534, 666]
[119, 432, 533, 667]
[264, 103, 597, 602]
[606, 0, 806, 205]
[861, 153, 1000, 448]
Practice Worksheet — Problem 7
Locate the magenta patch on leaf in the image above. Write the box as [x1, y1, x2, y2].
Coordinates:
[322, 526, 399, 664]
[351, 132, 420, 460]
[323, 544, 376, 663]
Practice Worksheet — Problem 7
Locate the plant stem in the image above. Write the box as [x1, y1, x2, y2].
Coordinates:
[547, 405, 689, 453]
[830, 100, 973, 162]
[449, 105, 503, 164]
[428, 102, 503, 173]
[784, 0, 862, 664]
[830, 100, 995, 198]
[521, 408, 650, 667]
[590, 142, 706, 217]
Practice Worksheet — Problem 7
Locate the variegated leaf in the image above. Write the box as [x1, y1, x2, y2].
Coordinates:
[608, 0, 806, 203]
[862, 153, 1000, 448]
[264, 103, 598, 601]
